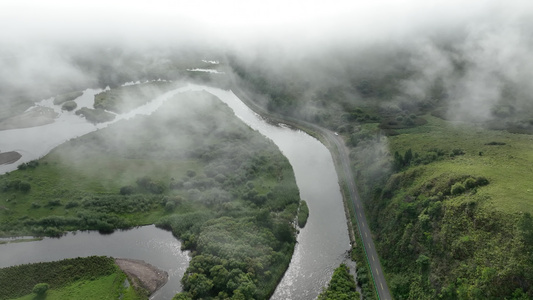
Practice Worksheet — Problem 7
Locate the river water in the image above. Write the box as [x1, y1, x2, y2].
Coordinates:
[0, 225, 188, 300]
[0, 83, 352, 299]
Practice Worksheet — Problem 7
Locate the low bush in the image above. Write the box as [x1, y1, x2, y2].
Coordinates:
[61, 101, 78, 111]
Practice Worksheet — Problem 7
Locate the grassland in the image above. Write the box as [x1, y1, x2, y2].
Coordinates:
[11, 272, 142, 300]
[0, 256, 144, 300]
[388, 115, 533, 214]
[349, 114, 533, 299]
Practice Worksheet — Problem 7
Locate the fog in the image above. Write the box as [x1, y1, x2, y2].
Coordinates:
[2, 1, 533, 298]
[1, 1, 533, 122]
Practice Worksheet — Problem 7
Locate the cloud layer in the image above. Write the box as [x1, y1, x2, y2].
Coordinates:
[1, 0, 533, 124]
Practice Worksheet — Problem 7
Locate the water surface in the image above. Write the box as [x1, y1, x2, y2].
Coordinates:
[0, 225, 189, 300]
[0, 83, 352, 299]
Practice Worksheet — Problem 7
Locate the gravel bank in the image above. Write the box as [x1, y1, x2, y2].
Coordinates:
[115, 258, 168, 295]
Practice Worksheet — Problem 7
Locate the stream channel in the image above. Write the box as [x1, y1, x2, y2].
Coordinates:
[0, 83, 353, 299]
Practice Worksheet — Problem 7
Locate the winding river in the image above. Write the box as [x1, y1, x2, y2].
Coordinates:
[0, 83, 352, 299]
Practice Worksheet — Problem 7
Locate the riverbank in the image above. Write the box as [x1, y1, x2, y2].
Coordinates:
[115, 258, 168, 295]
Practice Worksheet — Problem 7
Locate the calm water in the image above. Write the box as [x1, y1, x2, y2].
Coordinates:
[0, 225, 189, 300]
[0, 83, 352, 299]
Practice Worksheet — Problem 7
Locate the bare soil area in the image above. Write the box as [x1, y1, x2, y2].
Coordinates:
[0, 151, 22, 165]
[115, 258, 168, 295]
[0, 106, 58, 131]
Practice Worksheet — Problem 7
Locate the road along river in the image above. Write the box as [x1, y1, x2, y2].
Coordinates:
[0, 83, 353, 299]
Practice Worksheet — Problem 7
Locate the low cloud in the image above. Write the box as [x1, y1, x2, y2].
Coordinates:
[1, 0, 533, 123]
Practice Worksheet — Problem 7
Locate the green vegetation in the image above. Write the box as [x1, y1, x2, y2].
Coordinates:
[61, 100, 77, 111]
[75, 107, 115, 123]
[32, 283, 49, 296]
[94, 81, 180, 113]
[297, 200, 309, 228]
[0, 256, 143, 300]
[0, 90, 301, 299]
[318, 264, 360, 300]
[341, 183, 376, 300]
[350, 116, 533, 299]
[12, 273, 142, 300]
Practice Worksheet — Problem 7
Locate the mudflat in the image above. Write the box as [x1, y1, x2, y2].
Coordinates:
[0, 106, 57, 131]
[115, 258, 168, 295]
[0, 151, 22, 165]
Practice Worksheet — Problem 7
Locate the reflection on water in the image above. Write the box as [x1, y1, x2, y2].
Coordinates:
[199, 87, 352, 300]
[0, 225, 189, 300]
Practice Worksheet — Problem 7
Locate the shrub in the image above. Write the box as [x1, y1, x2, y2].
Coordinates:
[297, 200, 309, 228]
[119, 185, 135, 195]
[136, 176, 165, 194]
[404, 118, 415, 126]
[464, 178, 477, 189]
[75, 108, 115, 124]
[18, 181, 31, 192]
[451, 183, 466, 195]
[18, 160, 40, 170]
[32, 283, 49, 295]
[61, 101, 77, 111]
[450, 149, 465, 157]
[165, 201, 176, 212]
[46, 199, 62, 207]
[485, 141, 506, 146]
[65, 201, 79, 209]
[476, 177, 489, 186]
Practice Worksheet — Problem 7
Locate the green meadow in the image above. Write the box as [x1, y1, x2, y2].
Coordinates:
[388, 115, 533, 214]
[355, 114, 533, 299]
[11, 273, 142, 300]
[1, 256, 144, 300]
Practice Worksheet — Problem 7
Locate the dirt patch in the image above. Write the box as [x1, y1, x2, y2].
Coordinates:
[0, 106, 58, 131]
[0, 151, 22, 165]
[115, 258, 168, 295]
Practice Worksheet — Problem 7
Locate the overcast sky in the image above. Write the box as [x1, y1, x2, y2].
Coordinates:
[2, 0, 533, 116]
[1, 0, 531, 49]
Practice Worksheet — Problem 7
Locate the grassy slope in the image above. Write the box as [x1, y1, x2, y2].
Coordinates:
[365, 115, 533, 299]
[389, 115, 533, 214]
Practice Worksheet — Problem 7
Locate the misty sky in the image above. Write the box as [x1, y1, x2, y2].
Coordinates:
[1, 0, 531, 48]
[2, 0, 533, 123]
